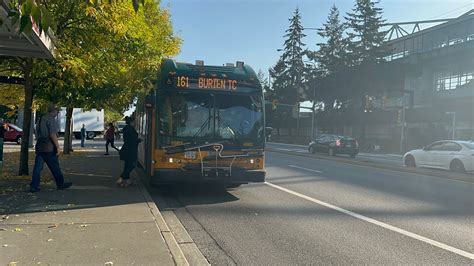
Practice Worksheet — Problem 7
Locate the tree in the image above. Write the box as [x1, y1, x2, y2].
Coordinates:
[315, 5, 348, 76]
[309, 5, 349, 111]
[1, 0, 181, 174]
[3, 0, 146, 35]
[34, 0, 181, 154]
[345, 0, 390, 66]
[271, 7, 307, 105]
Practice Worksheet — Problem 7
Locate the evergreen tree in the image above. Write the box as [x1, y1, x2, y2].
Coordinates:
[315, 5, 348, 76]
[345, 0, 390, 65]
[271, 7, 307, 105]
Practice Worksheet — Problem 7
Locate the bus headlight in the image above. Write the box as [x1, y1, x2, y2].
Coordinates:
[168, 158, 173, 163]
[249, 159, 254, 164]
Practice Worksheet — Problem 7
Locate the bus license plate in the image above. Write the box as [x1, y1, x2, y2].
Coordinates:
[185, 151, 197, 159]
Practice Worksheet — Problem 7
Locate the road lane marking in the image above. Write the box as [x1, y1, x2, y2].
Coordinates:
[288, 165, 323, 174]
[264, 182, 474, 260]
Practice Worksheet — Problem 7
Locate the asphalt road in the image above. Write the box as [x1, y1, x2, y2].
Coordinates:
[149, 150, 474, 265]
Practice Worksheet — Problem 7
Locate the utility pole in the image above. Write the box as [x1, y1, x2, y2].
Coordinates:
[446, 112, 456, 139]
[399, 106, 406, 154]
[399, 90, 414, 154]
[311, 86, 316, 140]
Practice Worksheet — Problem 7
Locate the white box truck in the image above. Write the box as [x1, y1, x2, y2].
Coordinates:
[58, 108, 105, 139]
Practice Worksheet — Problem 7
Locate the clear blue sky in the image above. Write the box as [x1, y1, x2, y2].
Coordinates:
[161, 0, 472, 76]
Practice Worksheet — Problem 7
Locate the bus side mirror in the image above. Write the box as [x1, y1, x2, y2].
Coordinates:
[145, 93, 155, 108]
[265, 127, 273, 140]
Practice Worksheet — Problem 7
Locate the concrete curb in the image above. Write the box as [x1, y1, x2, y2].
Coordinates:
[134, 171, 209, 266]
[267, 148, 474, 183]
[135, 175, 189, 266]
[152, 193, 210, 266]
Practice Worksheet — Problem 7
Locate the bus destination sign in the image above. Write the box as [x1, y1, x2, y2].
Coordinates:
[175, 76, 238, 91]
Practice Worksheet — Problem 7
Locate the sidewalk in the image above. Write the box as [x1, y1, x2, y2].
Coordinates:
[0, 148, 177, 265]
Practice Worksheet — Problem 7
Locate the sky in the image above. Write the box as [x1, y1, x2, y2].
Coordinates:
[161, 0, 473, 75]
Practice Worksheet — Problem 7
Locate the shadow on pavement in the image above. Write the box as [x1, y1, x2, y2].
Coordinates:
[0, 150, 143, 217]
[144, 182, 240, 210]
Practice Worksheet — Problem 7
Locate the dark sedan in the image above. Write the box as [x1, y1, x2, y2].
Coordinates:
[308, 134, 359, 158]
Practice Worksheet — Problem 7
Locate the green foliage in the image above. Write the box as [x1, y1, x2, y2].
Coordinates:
[105, 109, 123, 123]
[5, 0, 146, 35]
[30, 0, 181, 112]
[271, 7, 308, 105]
[345, 0, 390, 65]
[314, 5, 348, 76]
[6, 0, 54, 35]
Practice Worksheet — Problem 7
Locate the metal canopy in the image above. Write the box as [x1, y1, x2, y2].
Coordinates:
[0, 1, 55, 59]
[383, 9, 473, 41]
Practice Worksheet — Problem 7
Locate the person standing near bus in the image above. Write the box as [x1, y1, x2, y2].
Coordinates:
[117, 117, 140, 187]
[80, 124, 86, 147]
[104, 123, 119, 155]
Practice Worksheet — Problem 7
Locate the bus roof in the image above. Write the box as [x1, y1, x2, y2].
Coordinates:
[158, 59, 262, 92]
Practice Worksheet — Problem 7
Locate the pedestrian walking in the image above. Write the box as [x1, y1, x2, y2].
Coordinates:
[104, 123, 119, 155]
[0, 122, 5, 162]
[30, 104, 72, 193]
[117, 116, 140, 187]
[80, 124, 86, 147]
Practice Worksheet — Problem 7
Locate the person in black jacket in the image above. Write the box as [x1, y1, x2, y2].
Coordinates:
[117, 116, 140, 187]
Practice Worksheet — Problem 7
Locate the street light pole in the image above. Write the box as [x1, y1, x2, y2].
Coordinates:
[311, 86, 316, 140]
[303, 60, 317, 140]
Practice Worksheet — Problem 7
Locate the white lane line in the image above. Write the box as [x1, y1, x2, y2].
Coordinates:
[265, 181, 474, 260]
[289, 165, 323, 174]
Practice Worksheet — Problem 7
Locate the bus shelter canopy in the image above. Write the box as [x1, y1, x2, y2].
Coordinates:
[0, 1, 54, 59]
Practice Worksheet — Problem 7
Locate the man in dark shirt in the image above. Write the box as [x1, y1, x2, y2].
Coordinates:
[30, 104, 72, 193]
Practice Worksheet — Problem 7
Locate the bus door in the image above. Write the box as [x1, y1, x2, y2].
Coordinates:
[144, 106, 155, 177]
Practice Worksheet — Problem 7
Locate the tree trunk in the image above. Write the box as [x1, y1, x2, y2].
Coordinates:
[18, 58, 34, 176]
[63, 107, 74, 154]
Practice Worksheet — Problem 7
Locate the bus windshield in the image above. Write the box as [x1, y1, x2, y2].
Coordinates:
[158, 90, 264, 147]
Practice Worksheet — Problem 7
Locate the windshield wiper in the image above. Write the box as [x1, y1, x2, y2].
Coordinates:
[192, 97, 213, 138]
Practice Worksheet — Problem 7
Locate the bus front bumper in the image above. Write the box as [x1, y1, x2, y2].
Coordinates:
[150, 169, 266, 185]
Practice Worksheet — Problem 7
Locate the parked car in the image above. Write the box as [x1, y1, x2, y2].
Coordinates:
[404, 140, 474, 174]
[308, 134, 359, 158]
[116, 120, 126, 133]
[3, 123, 23, 145]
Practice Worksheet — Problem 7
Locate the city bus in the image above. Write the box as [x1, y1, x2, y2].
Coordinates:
[136, 59, 266, 187]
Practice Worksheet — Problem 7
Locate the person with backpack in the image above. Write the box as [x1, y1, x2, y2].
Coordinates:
[104, 123, 119, 155]
[30, 104, 72, 193]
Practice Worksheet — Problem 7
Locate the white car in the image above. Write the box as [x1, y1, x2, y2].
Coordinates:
[404, 140, 474, 173]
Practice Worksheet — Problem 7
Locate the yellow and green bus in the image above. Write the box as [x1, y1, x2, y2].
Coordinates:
[136, 59, 266, 187]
